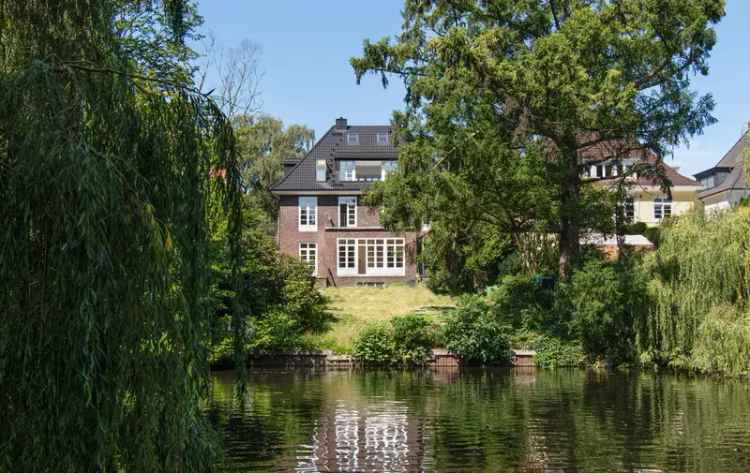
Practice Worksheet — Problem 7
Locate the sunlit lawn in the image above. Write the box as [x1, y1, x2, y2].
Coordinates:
[307, 283, 455, 353]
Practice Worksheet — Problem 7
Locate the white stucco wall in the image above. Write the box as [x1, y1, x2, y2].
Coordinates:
[629, 187, 698, 227]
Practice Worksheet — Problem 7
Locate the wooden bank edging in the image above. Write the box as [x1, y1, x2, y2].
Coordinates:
[242, 348, 536, 368]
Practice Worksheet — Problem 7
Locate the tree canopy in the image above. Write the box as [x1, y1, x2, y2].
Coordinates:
[352, 0, 724, 278]
[234, 114, 314, 221]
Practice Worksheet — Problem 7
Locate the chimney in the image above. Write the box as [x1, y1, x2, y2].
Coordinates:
[335, 117, 347, 132]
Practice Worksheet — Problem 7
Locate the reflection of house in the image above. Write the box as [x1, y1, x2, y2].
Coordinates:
[271, 117, 418, 286]
[694, 129, 750, 213]
[301, 400, 424, 473]
[580, 142, 702, 227]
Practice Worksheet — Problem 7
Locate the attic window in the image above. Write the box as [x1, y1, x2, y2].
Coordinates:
[346, 133, 359, 145]
[377, 133, 389, 145]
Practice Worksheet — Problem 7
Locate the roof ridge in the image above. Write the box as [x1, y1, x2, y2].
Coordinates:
[715, 129, 750, 168]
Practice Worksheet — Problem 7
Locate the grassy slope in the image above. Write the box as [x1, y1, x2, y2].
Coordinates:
[308, 283, 455, 353]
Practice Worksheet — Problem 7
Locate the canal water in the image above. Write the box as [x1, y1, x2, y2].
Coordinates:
[206, 368, 750, 473]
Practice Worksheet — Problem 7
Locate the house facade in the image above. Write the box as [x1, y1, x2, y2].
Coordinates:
[694, 129, 749, 213]
[581, 144, 702, 226]
[271, 118, 418, 286]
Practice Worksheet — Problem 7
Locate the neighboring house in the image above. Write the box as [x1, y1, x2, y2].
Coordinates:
[694, 129, 750, 213]
[271, 117, 417, 286]
[580, 143, 702, 227]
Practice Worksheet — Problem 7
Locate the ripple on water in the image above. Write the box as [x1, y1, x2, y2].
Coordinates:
[207, 369, 750, 473]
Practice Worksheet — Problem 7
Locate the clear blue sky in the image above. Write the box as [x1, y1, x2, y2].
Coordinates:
[198, 0, 750, 176]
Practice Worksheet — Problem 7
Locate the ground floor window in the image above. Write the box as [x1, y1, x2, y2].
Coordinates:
[616, 196, 635, 224]
[654, 197, 672, 221]
[337, 238, 405, 276]
[337, 239, 356, 275]
[299, 242, 317, 275]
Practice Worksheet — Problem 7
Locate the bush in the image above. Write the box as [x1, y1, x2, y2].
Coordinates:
[533, 336, 585, 368]
[442, 295, 512, 364]
[353, 323, 396, 364]
[249, 310, 305, 352]
[486, 274, 555, 332]
[391, 314, 435, 364]
[568, 259, 649, 365]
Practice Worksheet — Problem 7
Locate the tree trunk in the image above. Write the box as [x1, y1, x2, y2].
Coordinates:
[558, 146, 581, 280]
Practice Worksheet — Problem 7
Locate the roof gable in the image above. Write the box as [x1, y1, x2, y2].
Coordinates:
[271, 121, 397, 193]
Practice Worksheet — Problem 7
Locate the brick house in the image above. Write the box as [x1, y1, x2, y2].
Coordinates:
[271, 117, 418, 286]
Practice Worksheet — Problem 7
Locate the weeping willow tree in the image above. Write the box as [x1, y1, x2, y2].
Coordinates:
[643, 207, 750, 374]
[0, 1, 243, 472]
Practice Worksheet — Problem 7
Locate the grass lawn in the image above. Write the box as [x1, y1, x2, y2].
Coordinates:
[308, 283, 455, 353]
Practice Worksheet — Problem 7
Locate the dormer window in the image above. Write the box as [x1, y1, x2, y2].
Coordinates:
[346, 133, 359, 145]
[377, 133, 389, 145]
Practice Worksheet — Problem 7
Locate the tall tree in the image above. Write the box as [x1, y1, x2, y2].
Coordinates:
[197, 36, 263, 118]
[352, 0, 724, 278]
[0, 1, 241, 471]
[235, 114, 314, 221]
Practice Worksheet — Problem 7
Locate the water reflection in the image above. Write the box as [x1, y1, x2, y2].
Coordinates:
[207, 368, 750, 473]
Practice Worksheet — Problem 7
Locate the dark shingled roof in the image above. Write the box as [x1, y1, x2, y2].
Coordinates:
[696, 130, 749, 200]
[580, 140, 701, 187]
[271, 120, 396, 193]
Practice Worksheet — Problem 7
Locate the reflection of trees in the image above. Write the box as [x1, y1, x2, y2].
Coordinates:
[206, 370, 325, 470]
[206, 368, 750, 472]
[429, 369, 529, 471]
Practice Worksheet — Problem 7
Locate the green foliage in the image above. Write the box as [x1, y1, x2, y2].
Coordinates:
[249, 310, 305, 352]
[644, 207, 750, 372]
[691, 305, 750, 376]
[0, 1, 239, 471]
[209, 213, 333, 362]
[568, 259, 650, 365]
[419, 221, 521, 294]
[442, 295, 512, 365]
[391, 314, 435, 364]
[486, 275, 554, 332]
[234, 114, 314, 222]
[352, 0, 723, 277]
[352, 314, 436, 365]
[643, 226, 663, 248]
[353, 323, 396, 364]
[533, 336, 586, 368]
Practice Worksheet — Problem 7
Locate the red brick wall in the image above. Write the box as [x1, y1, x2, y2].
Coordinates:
[277, 194, 418, 286]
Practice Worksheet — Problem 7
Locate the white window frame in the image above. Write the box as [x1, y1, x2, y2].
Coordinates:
[365, 238, 405, 276]
[298, 196, 317, 232]
[336, 238, 406, 277]
[355, 161, 382, 182]
[299, 242, 317, 276]
[346, 133, 359, 145]
[340, 161, 356, 182]
[338, 196, 357, 228]
[315, 159, 326, 182]
[376, 133, 389, 145]
[624, 197, 635, 223]
[336, 239, 358, 276]
[654, 197, 672, 221]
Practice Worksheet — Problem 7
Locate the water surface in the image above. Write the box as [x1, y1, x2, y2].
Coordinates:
[207, 368, 750, 472]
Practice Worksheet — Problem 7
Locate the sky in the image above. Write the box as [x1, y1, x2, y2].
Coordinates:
[198, 0, 750, 177]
